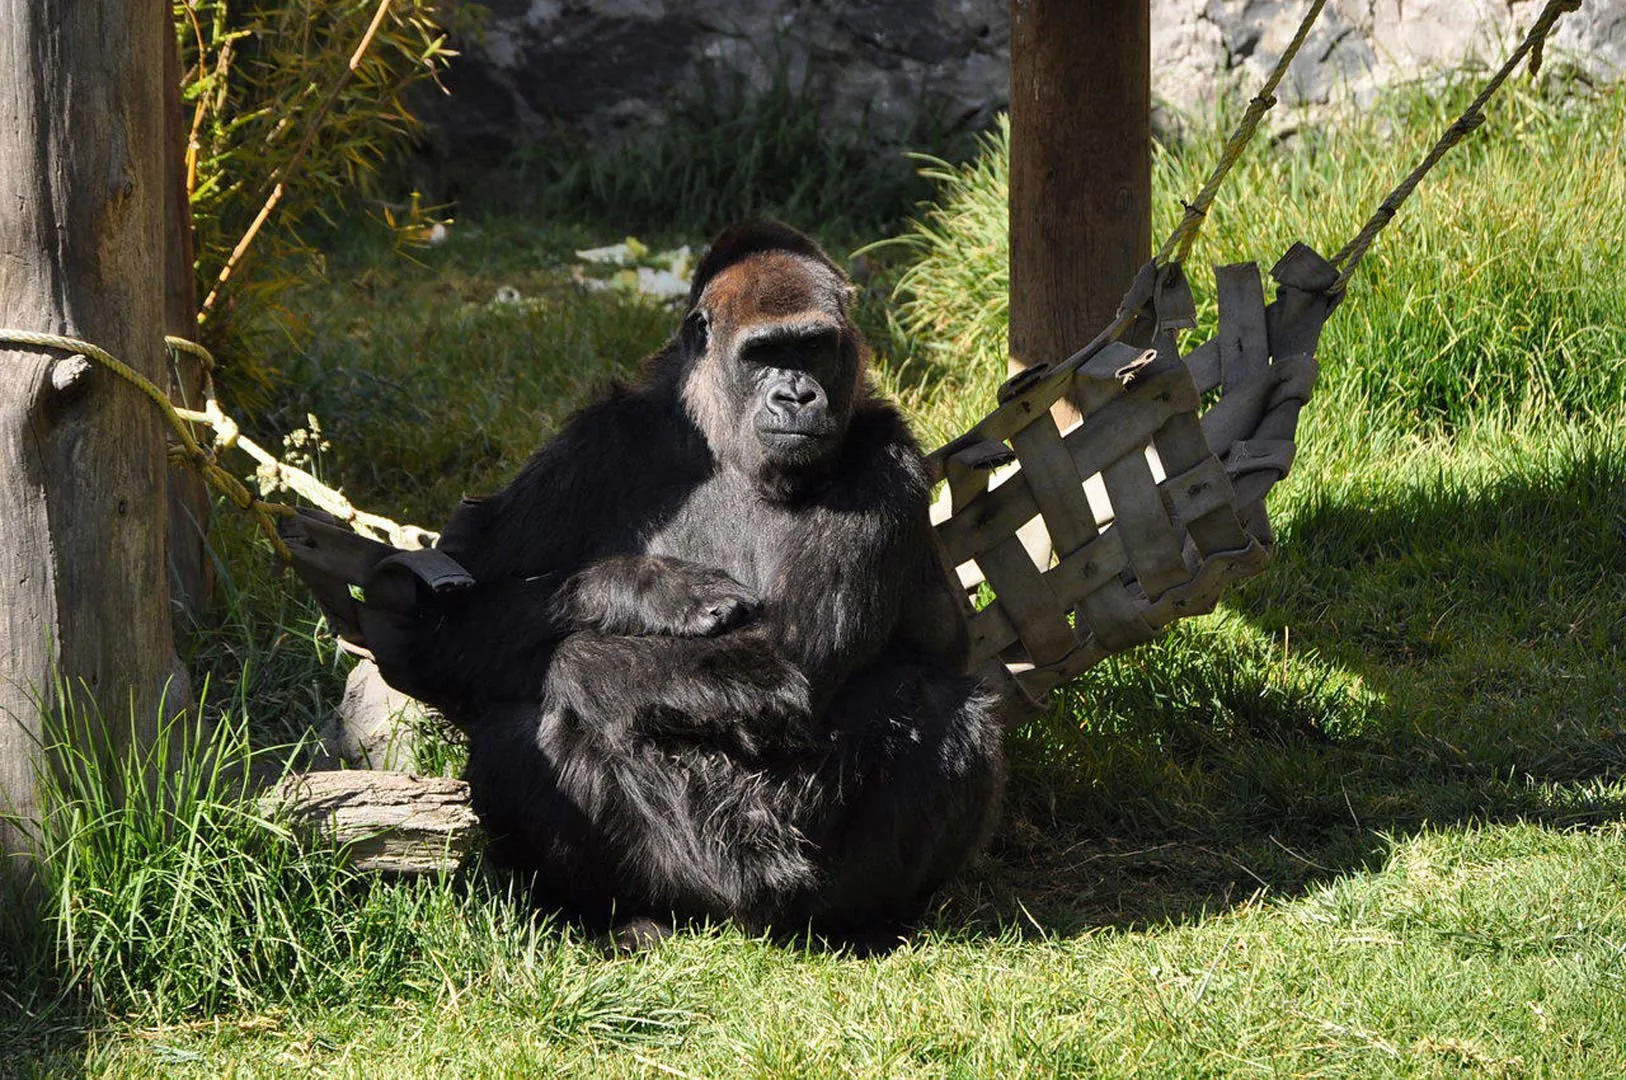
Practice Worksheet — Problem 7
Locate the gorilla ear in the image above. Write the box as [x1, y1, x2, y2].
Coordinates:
[682, 309, 709, 355]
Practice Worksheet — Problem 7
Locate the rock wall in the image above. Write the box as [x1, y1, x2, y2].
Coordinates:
[437, 0, 1010, 155]
[436, 0, 1626, 155]
[1156, 0, 1626, 123]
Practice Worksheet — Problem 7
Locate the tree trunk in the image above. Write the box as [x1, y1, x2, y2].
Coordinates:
[164, 20, 214, 618]
[1008, 0, 1152, 381]
[0, 0, 182, 857]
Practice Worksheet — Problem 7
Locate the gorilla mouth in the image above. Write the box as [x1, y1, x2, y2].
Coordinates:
[756, 414, 833, 443]
[758, 426, 832, 452]
[757, 425, 836, 466]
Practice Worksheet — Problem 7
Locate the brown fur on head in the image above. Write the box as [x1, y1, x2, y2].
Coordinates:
[678, 223, 867, 493]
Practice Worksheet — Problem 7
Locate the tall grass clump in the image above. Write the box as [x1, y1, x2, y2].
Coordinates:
[11, 686, 357, 1016]
[888, 82, 1626, 448]
[878, 116, 1012, 448]
[2, 685, 692, 1042]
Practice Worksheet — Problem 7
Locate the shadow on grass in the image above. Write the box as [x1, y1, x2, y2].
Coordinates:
[945, 431, 1626, 938]
[1, 877, 91, 1079]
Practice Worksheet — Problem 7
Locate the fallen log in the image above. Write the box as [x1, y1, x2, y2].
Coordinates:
[262, 770, 480, 875]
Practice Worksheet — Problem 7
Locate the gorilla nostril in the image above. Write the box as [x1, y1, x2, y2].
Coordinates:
[770, 386, 811, 408]
[770, 379, 823, 413]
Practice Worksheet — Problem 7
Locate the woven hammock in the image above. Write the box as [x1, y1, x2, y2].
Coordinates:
[926, 249, 1337, 710]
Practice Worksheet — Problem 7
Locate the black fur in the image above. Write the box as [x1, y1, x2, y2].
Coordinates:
[362, 222, 1004, 937]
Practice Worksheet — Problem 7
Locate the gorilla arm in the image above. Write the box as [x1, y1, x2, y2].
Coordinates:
[559, 554, 759, 638]
[358, 382, 706, 714]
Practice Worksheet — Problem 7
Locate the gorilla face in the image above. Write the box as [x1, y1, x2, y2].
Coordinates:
[681, 248, 863, 489]
[743, 318, 844, 466]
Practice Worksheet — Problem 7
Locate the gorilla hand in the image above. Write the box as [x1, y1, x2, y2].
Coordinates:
[561, 554, 760, 638]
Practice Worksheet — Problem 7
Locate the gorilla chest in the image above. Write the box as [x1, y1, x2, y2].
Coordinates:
[639, 475, 801, 593]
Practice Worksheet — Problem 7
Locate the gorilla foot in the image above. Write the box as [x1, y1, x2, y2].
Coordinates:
[608, 916, 673, 954]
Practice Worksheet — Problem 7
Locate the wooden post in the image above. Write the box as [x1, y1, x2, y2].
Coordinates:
[1009, 0, 1152, 384]
[0, 0, 182, 859]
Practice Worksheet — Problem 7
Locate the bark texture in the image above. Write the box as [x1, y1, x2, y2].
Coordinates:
[0, 0, 181, 856]
[1008, 0, 1151, 379]
[261, 771, 480, 875]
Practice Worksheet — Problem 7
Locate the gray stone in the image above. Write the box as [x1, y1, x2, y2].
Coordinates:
[430, 0, 1625, 159]
[433, 0, 1010, 154]
[1153, 0, 1626, 122]
[320, 659, 435, 772]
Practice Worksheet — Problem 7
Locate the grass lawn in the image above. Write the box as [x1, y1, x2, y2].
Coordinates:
[3, 81, 1625, 1077]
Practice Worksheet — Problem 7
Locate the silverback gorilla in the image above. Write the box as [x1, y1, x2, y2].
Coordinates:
[360, 222, 1003, 939]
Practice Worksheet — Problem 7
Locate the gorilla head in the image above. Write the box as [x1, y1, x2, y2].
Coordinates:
[676, 222, 865, 491]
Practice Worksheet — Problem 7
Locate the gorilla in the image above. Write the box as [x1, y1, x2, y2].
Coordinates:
[344, 222, 1004, 939]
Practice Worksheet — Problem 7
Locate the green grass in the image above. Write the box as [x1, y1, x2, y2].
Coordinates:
[5, 78, 1626, 1076]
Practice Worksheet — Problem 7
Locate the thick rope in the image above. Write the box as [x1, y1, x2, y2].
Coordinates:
[1155, 0, 1331, 267]
[0, 329, 437, 558]
[1329, 0, 1582, 292]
